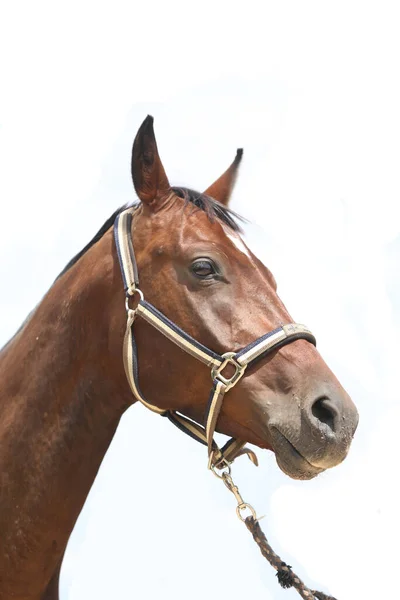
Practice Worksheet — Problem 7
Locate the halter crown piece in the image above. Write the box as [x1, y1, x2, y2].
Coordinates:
[114, 208, 316, 469]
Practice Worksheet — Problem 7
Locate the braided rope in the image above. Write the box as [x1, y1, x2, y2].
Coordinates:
[244, 516, 337, 600]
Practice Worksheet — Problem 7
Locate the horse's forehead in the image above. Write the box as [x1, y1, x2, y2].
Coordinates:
[171, 210, 227, 244]
[220, 224, 252, 259]
[220, 222, 277, 289]
[177, 211, 242, 247]
[161, 208, 254, 264]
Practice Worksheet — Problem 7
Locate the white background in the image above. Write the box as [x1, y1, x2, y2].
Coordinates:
[1, 2, 399, 598]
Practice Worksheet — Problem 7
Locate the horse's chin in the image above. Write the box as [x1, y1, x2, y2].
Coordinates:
[185, 412, 323, 480]
[246, 428, 324, 480]
[270, 429, 325, 480]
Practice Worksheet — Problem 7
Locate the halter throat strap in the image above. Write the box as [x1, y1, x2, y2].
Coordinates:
[114, 208, 316, 468]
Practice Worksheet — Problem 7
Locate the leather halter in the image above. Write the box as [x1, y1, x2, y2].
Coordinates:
[114, 208, 316, 469]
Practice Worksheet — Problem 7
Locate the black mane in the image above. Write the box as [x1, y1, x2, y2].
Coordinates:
[0, 190, 241, 352]
[58, 188, 242, 279]
[57, 206, 123, 279]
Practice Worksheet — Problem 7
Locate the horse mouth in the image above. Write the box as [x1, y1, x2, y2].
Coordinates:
[270, 428, 324, 480]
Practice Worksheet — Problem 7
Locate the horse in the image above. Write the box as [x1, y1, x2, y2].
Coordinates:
[0, 116, 359, 599]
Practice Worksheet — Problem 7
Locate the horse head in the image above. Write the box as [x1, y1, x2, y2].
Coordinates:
[119, 116, 359, 480]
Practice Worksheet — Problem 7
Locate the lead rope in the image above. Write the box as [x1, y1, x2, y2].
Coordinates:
[214, 463, 337, 600]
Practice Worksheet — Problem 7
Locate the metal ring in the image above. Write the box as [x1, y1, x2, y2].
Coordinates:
[127, 287, 144, 300]
[125, 288, 144, 313]
[210, 459, 232, 479]
[236, 502, 257, 522]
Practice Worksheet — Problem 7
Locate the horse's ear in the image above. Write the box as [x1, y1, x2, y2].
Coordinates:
[203, 149, 243, 206]
[131, 115, 171, 207]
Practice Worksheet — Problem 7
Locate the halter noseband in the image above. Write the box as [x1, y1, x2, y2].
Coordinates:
[114, 208, 316, 469]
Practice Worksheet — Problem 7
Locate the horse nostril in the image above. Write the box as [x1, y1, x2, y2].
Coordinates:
[311, 397, 338, 433]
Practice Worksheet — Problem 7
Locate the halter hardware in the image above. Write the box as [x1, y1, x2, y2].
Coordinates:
[211, 352, 246, 390]
[125, 288, 144, 316]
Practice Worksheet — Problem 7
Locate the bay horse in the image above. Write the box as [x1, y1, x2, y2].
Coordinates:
[0, 116, 359, 599]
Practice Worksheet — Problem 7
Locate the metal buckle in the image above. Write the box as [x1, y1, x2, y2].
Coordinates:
[211, 352, 246, 390]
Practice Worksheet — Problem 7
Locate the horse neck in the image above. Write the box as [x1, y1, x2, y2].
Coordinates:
[0, 230, 132, 598]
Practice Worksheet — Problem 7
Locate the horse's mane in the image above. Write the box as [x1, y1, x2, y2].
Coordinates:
[0, 188, 241, 352]
[58, 188, 242, 279]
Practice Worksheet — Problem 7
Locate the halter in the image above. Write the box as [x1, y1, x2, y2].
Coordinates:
[114, 207, 316, 469]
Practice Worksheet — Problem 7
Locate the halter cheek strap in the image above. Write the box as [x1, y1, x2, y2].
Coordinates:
[114, 208, 316, 469]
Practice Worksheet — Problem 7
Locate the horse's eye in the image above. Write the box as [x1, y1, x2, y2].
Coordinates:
[191, 259, 217, 278]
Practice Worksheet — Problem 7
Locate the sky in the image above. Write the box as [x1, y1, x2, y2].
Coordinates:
[1, 1, 400, 599]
